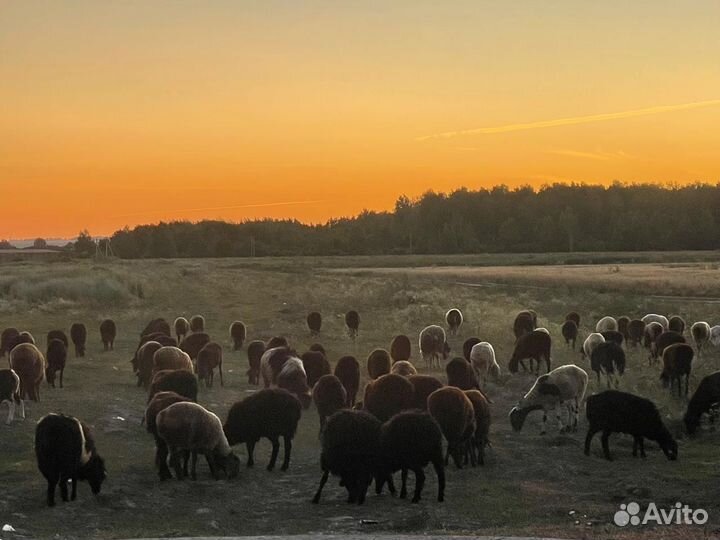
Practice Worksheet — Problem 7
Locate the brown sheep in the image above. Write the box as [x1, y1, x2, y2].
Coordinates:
[391, 360, 417, 377]
[307, 311, 322, 336]
[309, 342, 326, 355]
[11, 331, 36, 350]
[260, 347, 312, 408]
[445, 357, 478, 390]
[145, 391, 192, 480]
[197, 342, 224, 388]
[179, 332, 210, 361]
[301, 350, 331, 387]
[464, 389, 491, 465]
[445, 308, 463, 336]
[561, 320, 578, 350]
[428, 386, 476, 468]
[390, 335, 412, 362]
[626, 319, 646, 348]
[661, 343, 694, 397]
[345, 310, 360, 340]
[246, 340, 266, 385]
[189, 315, 205, 333]
[334, 355, 360, 407]
[1, 327, 20, 357]
[363, 373, 414, 422]
[313, 374, 347, 432]
[668, 315, 686, 335]
[10, 343, 44, 401]
[419, 325, 450, 369]
[367, 348, 392, 380]
[266, 335, 289, 349]
[148, 370, 198, 403]
[691, 321, 711, 357]
[45, 339, 67, 389]
[141, 318, 171, 338]
[229, 321, 247, 351]
[462, 337, 482, 362]
[508, 330, 551, 374]
[407, 374, 444, 411]
[136, 341, 163, 388]
[617, 316, 630, 341]
[643, 322, 664, 352]
[69, 323, 87, 357]
[651, 331, 686, 364]
[152, 346, 193, 376]
[565, 311, 581, 327]
[174, 317, 190, 342]
[46, 330, 68, 349]
[513, 310, 536, 341]
[99, 319, 116, 351]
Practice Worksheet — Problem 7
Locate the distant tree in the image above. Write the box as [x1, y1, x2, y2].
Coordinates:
[74, 230, 95, 256]
[0, 240, 15, 250]
[33, 238, 47, 249]
[559, 206, 579, 252]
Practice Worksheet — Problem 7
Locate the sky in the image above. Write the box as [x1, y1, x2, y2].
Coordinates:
[2, 0, 720, 239]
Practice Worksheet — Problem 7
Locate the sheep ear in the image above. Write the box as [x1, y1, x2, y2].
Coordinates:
[538, 382, 561, 396]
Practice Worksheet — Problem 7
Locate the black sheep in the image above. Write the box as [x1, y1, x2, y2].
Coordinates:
[561, 320, 578, 350]
[141, 318, 171, 338]
[307, 311, 322, 336]
[47, 330, 69, 348]
[0, 327, 20, 357]
[313, 374, 347, 433]
[334, 355, 360, 407]
[462, 337, 482, 362]
[390, 335, 412, 362]
[684, 371, 720, 434]
[145, 391, 192, 480]
[246, 340, 266, 385]
[445, 357, 478, 390]
[46, 338, 67, 388]
[513, 310, 535, 341]
[70, 323, 87, 357]
[99, 319, 116, 351]
[668, 315, 686, 335]
[148, 370, 198, 403]
[652, 331, 686, 364]
[301, 350, 331, 387]
[590, 341, 625, 388]
[600, 330, 624, 347]
[508, 330, 551, 374]
[626, 319, 645, 348]
[345, 310, 360, 340]
[660, 343, 694, 397]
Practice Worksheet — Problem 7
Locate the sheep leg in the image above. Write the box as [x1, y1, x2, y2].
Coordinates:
[60, 368, 64, 389]
[245, 441, 255, 467]
[219, 363, 224, 387]
[60, 476, 69, 502]
[205, 453, 219, 480]
[400, 468, 408, 499]
[280, 435, 292, 471]
[632, 437, 639, 457]
[5, 400, 13, 424]
[18, 399, 24, 420]
[601, 430, 613, 461]
[190, 451, 198, 480]
[556, 407, 564, 432]
[46, 476, 58, 507]
[411, 467, 425, 503]
[267, 437, 280, 471]
[169, 451, 184, 480]
[584, 428, 598, 456]
[540, 412, 547, 435]
[638, 437, 646, 458]
[311, 470, 329, 504]
[443, 445, 450, 466]
[685, 375, 689, 397]
[70, 477, 77, 501]
[155, 440, 172, 480]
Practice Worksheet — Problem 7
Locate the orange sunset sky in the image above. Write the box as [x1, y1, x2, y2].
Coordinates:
[2, 1, 720, 239]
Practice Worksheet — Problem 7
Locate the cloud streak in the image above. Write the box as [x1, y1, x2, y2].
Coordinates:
[111, 199, 325, 219]
[418, 99, 720, 141]
[546, 149, 632, 161]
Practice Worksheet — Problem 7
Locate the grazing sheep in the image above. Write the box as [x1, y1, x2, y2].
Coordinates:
[684, 371, 720, 434]
[617, 316, 630, 340]
[189, 315, 205, 333]
[590, 341, 626, 388]
[179, 332, 211, 361]
[99, 319, 116, 351]
[246, 340, 266, 385]
[136, 341, 163, 388]
[626, 319, 646, 348]
[301, 350, 331, 387]
[266, 335, 289, 349]
[10, 343, 44, 401]
[1, 327, 20, 357]
[464, 390, 491, 466]
[313, 375, 347, 432]
[407, 374, 444, 411]
[229, 321, 247, 351]
[445, 308, 464, 335]
[157, 402, 240, 480]
[307, 311, 322, 336]
[419, 325, 450, 369]
[391, 360, 417, 377]
[363, 373, 414, 422]
[651, 331, 686, 364]
[668, 315, 686, 335]
[367, 348, 392, 380]
[581, 332, 606, 360]
[710, 325, 720, 347]
[600, 330, 624, 347]
[148, 370, 198, 403]
[45, 338, 67, 389]
[174, 317, 190, 342]
[445, 357, 478, 390]
[0, 369, 24, 424]
[378, 411, 445, 503]
[334, 355, 360, 407]
[312, 409, 383, 505]
[197, 342, 224, 388]
[508, 330, 552, 374]
[595, 316, 618, 333]
[35, 413, 106, 506]
[428, 387, 476, 468]
[390, 335, 412, 362]
[145, 391, 192, 480]
[642, 313, 669, 331]
[309, 343, 326, 355]
[565, 311, 581, 327]
[224, 388, 301, 471]
[152, 346, 193, 375]
[561, 320, 578, 350]
[584, 390, 677, 461]
[70, 323, 87, 357]
[11, 331, 36, 349]
[462, 337, 482, 362]
[260, 347, 312, 408]
[691, 321, 711, 357]
[142, 318, 171, 338]
[660, 343, 694, 397]
[513, 311, 536, 341]
[46, 330, 69, 349]
[509, 364, 588, 434]
[643, 321, 664, 354]
[345, 310, 360, 340]
[469, 342, 500, 386]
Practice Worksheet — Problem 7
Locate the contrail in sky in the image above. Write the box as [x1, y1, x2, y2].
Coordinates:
[417, 99, 720, 141]
[112, 199, 325, 219]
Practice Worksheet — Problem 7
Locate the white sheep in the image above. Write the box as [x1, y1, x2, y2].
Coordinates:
[642, 314, 669, 331]
[595, 316, 618, 333]
[469, 342, 500, 386]
[691, 321, 712, 357]
[582, 332, 606, 359]
[419, 325, 450, 369]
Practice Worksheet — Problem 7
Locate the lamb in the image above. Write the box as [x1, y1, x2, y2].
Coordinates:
[642, 313, 669, 331]
[513, 310, 536, 340]
[152, 346, 193, 375]
[47, 330, 69, 348]
[626, 319, 646, 348]
[197, 342, 224, 388]
[136, 341, 163, 388]
[145, 391, 192, 480]
[148, 370, 198, 403]
[464, 390, 491, 466]
[419, 325, 450, 369]
[561, 320, 578, 350]
[683, 371, 720, 434]
[367, 348, 392, 379]
[445, 308, 463, 335]
[45, 338, 67, 389]
[307, 311, 322, 336]
[462, 337, 482, 361]
[445, 357, 478, 390]
[35, 413, 106, 506]
[600, 330, 624, 347]
[260, 347, 312, 408]
[391, 360, 417, 377]
[427, 387, 476, 468]
[390, 334, 412, 362]
[313, 375, 347, 432]
[141, 318, 171, 338]
[469, 342, 500, 386]
[691, 321, 711, 357]
[660, 343, 694, 397]
[617, 316, 630, 340]
[229, 321, 247, 350]
[301, 350, 331, 387]
[9, 343, 45, 401]
[584, 390, 677, 461]
[407, 375, 444, 411]
[179, 332, 211, 361]
[651, 331, 686, 364]
[157, 401, 240, 480]
[99, 319, 116, 351]
[174, 317, 190, 342]
[0, 327, 19, 357]
[581, 332, 605, 359]
[70, 323, 87, 357]
[508, 330, 552, 374]
[363, 373, 414, 422]
[590, 341, 625, 388]
[334, 355, 360, 407]
[565, 311, 581, 327]
[345, 310, 360, 340]
[595, 316, 618, 333]
[668, 315, 686, 335]
[246, 340, 266, 385]
[509, 364, 588, 434]
[223, 388, 301, 471]
[189, 314, 205, 333]
[0, 369, 24, 424]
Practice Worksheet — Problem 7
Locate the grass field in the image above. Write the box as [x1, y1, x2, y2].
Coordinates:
[1, 256, 719, 540]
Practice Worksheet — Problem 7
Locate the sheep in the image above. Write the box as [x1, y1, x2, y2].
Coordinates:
[691, 321, 711, 357]
[581, 332, 605, 360]
[12, 330, 36, 348]
[600, 330, 624, 348]
[363, 373, 414, 422]
[469, 342, 500, 386]
[136, 341, 163, 388]
[462, 337, 482, 362]
[307, 311, 322, 336]
[390, 334, 412, 362]
[660, 343, 694, 397]
[70, 323, 87, 357]
[643, 321, 664, 354]
[152, 346, 193, 375]
[266, 335, 289, 349]
[229, 321, 246, 350]
[595, 316, 618, 333]
[260, 347, 312, 408]
[367, 348, 392, 379]
[312, 409, 383, 505]
[197, 342, 224, 388]
[301, 350, 331, 387]
[223, 388, 301, 471]
[445, 308, 463, 335]
[0, 327, 19, 357]
[584, 390, 677, 461]
[334, 355, 360, 407]
[99, 319, 116, 351]
[189, 314, 205, 333]
[626, 319, 646, 348]
[157, 402, 240, 480]
[0, 369, 24, 424]
[148, 370, 198, 403]
[313, 375, 347, 432]
[668, 315, 686, 335]
[45, 338, 67, 389]
[174, 317, 190, 342]
[683, 371, 720, 434]
[590, 341, 625, 388]
[513, 310, 535, 341]
[407, 374, 444, 410]
[391, 360, 417, 377]
[9, 343, 44, 401]
[651, 331, 686, 364]
[642, 313, 669, 331]
[419, 325, 450, 369]
[427, 387, 476, 468]
[445, 357, 479, 390]
[565, 311, 581, 327]
[710, 325, 720, 348]
[617, 316, 630, 340]
[179, 332, 210, 361]
[246, 339, 266, 385]
[145, 391, 192, 480]
[309, 342, 326, 355]
[561, 320, 578, 350]
[464, 389, 491, 466]
[141, 318, 171, 338]
[378, 410, 445, 503]
[47, 330, 69, 348]
[509, 364, 588, 434]
[35, 413, 106, 506]
[508, 330, 551, 374]
[345, 310, 360, 340]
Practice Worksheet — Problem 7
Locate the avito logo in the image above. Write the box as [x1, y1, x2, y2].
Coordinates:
[614, 502, 708, 527]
